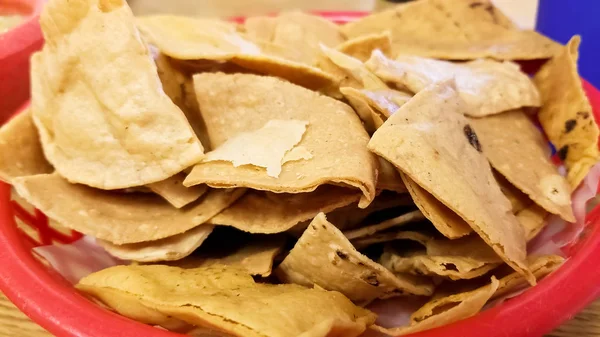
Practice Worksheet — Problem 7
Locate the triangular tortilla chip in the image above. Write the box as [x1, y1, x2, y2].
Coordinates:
[276, 213, 433, 303]
[31, 0, 204, 190]
[12, 173, 244, 244]
[185, 73, 377, 208]
[337, 31, 392, 62]
[534, 36, 600, 189]
[366, 51, 540, 117]
[517, 204, 549, 241]
[470, 110, 574, 221]
[493, 169, 532, 213]
[368, 81, 534, 284]
[400, 173, 472, 239]
[344, 210, 425, 240]
[341, 0, 560, 61]
[99, 225, 214, 262]
[377, 158, 407, 193]
[78, 265, 376, 337]
[0, 109, 53, 183]
[207, 186, 360, 234]
[147, 173, 208, 209]
[137, 15, 336, 91]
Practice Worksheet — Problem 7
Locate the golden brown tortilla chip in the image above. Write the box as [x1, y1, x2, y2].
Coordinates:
[534, 36, 600, 189]
[207, 186, 360, 234]
[337, 31, 392, 62]
[341, 0, 560, 61]
[78, 265, 376, 337]
[493, 169, 532, 213]
[517, 204, 549, 241]
[401, 173, 472, 239]
[377, 158, 408, 193]
[491, 255, 564, 300]
[31, 0, 204, 190]
[344, 210, 425, 240]
[147, 173, 208, 209]
[276, 213, 433, 303]
[368, 81, 534, 284]
[185, 73, 377, 208]
[470, 110, 574, 221]
[0, 109, 53, 183]
[366, 51, 540, 117]
[12, 173, 244, 244]
[99, 225, 214, 262]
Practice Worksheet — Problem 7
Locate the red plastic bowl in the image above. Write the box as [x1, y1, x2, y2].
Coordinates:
[1, 11, 600, 337]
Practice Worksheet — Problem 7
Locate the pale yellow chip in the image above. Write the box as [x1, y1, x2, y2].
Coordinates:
[493, 169, 532, 213]
[341, 0, 560, 61]
[185, 73, 377, 208]
[203, 120, 309, 178]
[517, 203, 549, 241]
[31, 0, 203, 190]
[366, 51, 540, 117]
[400, 173, 472, 239]
[99, 225, 214, 262]
[340, 87, 412, 133]
[0, 109, 53, 183]
[78, 265, 376, 337]
[368, 81, 533, 284]
[276, 213, 433, 303]
[147, 173, 208, 209]
[470, 110, 574, 221]
[344, 210, 426, 240]
[207, 186, 361, 234]
[320, 45, 387, 90]
[340, 87, 385, 133]
[534, 36, 600, 189]
[337, 31, 392, 62]
[12, 173, 244, 244]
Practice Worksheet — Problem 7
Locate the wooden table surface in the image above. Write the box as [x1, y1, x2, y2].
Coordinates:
[2, 0, 598, 336]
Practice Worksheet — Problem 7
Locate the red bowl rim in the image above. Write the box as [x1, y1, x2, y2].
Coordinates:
[1, 10, 600, 337]
[0, 0, 45, 61]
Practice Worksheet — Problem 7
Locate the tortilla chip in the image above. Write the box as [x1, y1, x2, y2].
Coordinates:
[401, 173, 472, 239]
[203, 120, 309, 178]
[341, 0, 560, 61]
[207, 186, 360, 234]
[344, 210, 425, 240]
[517, 204, 549, 241]
[99, 225, 214, 262]
[31, 0, 203, 190]
[341, 87, 385, 132]
[138, 15, 336, 91]
[366, 51, 540, 117]
[320, 45, 387, 90]
[78, 265, 376, 337]
[368, 81, 534, 284]
[276, 213, 433, 303]
[147, 173, 208, 209]
[185, 73, 377, 208]
[493, 170, 532, 213]
[377, 158, 408, 193]
[359, 88, 412, 119]
[340, 87, 412, 133]
[12, 173, 244, 244]
[491, 255, 564, 300]
[337, 31, 392, 62]
[470, 110, 574, 221]
[0, 109, 53, 183]
[534, 36, 600, 189]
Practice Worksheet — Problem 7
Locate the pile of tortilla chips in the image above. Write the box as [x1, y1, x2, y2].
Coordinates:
[1, 0, 597, 336]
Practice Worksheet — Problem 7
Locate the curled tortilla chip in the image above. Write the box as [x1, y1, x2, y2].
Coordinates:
[207, 186, 360, 234]
[185, 73, 377, 208]
[147, 173, 208, 209]
[368, 81, 534, 284]
[78, 265, 376, 337]
[276, 213, 433, 303]
[341, 0, 560, 61]
[12, 173, 244, 244]
[534, 36, 600, 189]
[99, 225, 214, 262]
[337, 31, 392, 62]
[517, 204, 549, 241]
[0, 109, 53, 183]
[341, 87, 385, 132]
[366, 51, 540, 117]
[470, 110, 574, 222]
[203, 120, 309, 178]
[31, 0, 204, 190]
[344, 210, 425, 240]
[493, 169, 532, 213]
[320, 45, 387, 90]
[340, 87, 412, 132]
[400, 173, 472, 239]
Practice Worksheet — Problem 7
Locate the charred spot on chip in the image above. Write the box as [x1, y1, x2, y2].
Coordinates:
[551, 188, 559, 194]
[469, 2, 484, 8]
[336, 250, 349, 260]
[577, 111, 590, 119]
[463, 124, 482, 152]
[441, 263, 459, 272]
[564, 119, 577, 133]
[484, 4, 498, 23]
[362, 273, 380, 287]
[557, 145, 569, 161]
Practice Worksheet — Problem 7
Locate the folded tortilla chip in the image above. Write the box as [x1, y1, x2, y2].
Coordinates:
[31, 0, 204, 190]
[493, 169, 532, 213]
[340, 87, 412, 132]
[185, 73, 377, 208]
[207, 186, 360, 234]
[341, 87, 385, 132]
[138, 15, 336, 91]
[516, 204, 549, 241]
[344, 210, 425, 240]
[341, 0, 560, 61]
[377, 158, 408, 193]
[470, 110, 574, 221]
[78, 265, 376, 337]
[12, 173, 244, 244]
[99, 225, 214, 262]
[276, 213, 433, 303]
[147, 173, 208, 209]
[337, 31, 392, 62]
[0, 109, 53, 183]
[368, 81, 534, 284]
[320, 45, 387, 91]
[534, 36, 600, 189]
[400, 173, 472, 239]
[366, 51, 540, 117]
